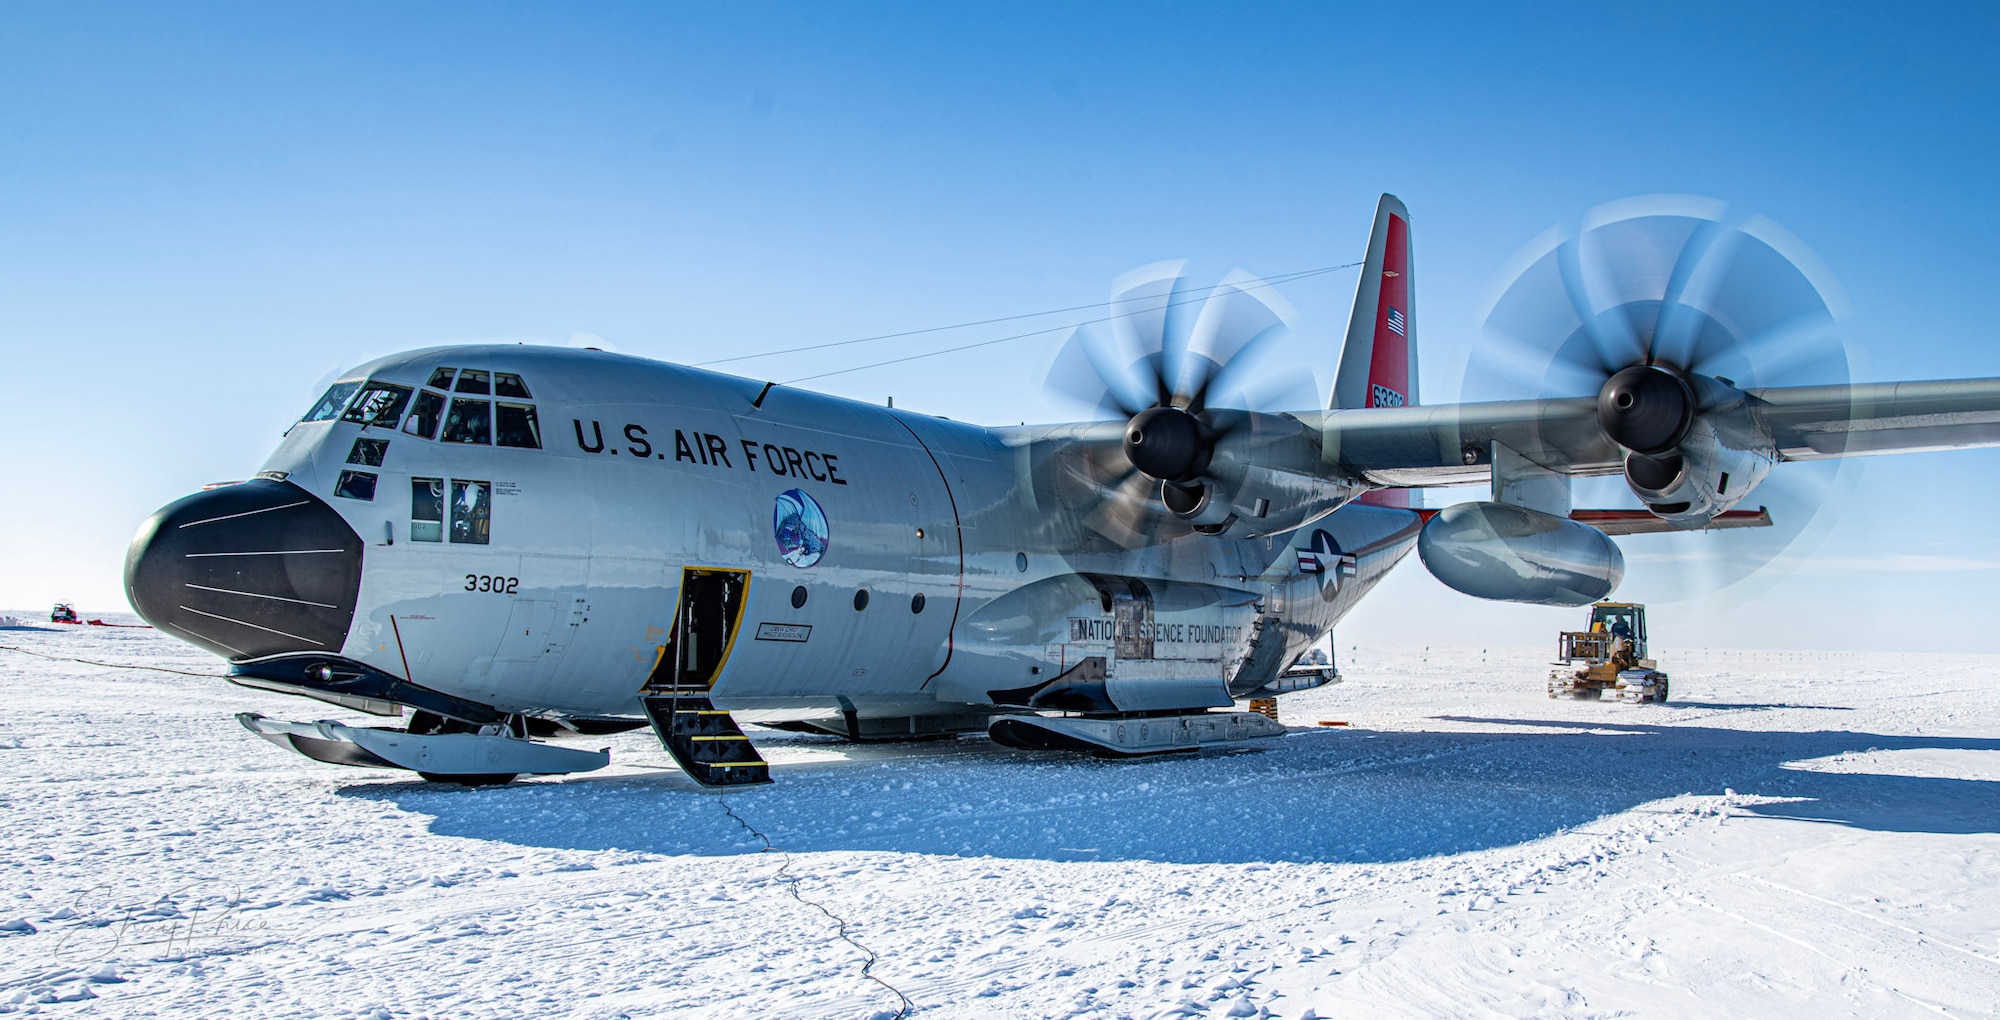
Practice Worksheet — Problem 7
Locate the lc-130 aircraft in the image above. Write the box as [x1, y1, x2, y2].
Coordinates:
[125, 194, 2000, 785]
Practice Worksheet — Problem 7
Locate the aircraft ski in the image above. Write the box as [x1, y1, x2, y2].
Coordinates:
[237, 713, 609, 784]
[988, 710, 1287, 758]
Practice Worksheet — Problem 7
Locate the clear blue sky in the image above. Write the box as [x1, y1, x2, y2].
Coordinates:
[5, 3, 1998, 649]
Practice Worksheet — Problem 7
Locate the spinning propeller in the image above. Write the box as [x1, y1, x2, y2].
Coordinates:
[1042, 261, 1320, 546]
[1465, 195, 1857, 600]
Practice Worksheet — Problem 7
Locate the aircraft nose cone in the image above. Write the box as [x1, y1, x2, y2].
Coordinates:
[125, 480, 366, 661]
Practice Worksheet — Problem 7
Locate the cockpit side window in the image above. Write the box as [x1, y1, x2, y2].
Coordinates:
[494, 373, 532, 399]
[341, 382, 413, 429]
[451, 480, 491, 544]
[427, 367, 458, 390]
[410, 477, 444, 541]
[495, 402, 541, 449]
[302, 381, 362, 423]
[454, 370, 491, 395]
[403, 390, 446, 439]
[441, 397, 492, 444]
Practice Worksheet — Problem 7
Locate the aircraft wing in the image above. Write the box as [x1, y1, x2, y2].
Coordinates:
[1306, 376, 2000, 487]
[1755, 378, 2000, 459]
[1309, 397, 1618, 488]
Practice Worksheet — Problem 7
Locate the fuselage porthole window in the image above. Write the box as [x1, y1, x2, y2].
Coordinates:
[496, 402, 541, 449]
[495, 373, 532, 399]
[455, 370, 491, 395]
[404, 390, 446, 440]
[442, 398, 492, 445]
[341, 382, 413, 430]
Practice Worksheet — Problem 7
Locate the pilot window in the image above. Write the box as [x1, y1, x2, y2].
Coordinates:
[408, 367, 539, 450]
[347, 437, 389, 467]
[495, 402, 541, 449]
[411, 477, 444, 542]
[302, 381, 362, 423]
[450, 480, 491, 544]
[335, 470, 378, 501]
[341, 383, 413, 429]
[403, 390, 445, 440]
[441, 398, 492, 444]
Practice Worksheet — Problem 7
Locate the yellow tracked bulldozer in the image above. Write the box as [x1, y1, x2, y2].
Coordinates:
[1549, 602, 1670, 703]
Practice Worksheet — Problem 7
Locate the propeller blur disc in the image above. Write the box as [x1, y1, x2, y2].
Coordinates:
[1040, 265, 1319, 548]
[1044, 267, 1317, 422]
[1465, 195, 1858, 601]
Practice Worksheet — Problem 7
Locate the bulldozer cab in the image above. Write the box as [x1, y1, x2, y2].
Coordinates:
[1550, 601, 1670, 703]
[1588, 603, 1646, 659]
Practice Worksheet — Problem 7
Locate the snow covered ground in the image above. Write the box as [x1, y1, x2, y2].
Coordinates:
[2, 620, 1998, 1018]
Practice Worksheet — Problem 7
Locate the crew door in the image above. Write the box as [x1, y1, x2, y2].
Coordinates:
[643, 568, 750, 692]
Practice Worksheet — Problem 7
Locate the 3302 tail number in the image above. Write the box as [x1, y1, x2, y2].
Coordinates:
[465, 574, 520, 594]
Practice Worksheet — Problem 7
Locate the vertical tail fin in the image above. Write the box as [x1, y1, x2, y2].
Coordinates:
[1331, 194, 1417, 411]
[1333, 194, 1417, 507]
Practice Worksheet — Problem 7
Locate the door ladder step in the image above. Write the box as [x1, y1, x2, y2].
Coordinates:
[641, 694, 772, 787]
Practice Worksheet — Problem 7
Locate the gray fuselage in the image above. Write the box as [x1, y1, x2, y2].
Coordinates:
[171, 344, 1421, 723]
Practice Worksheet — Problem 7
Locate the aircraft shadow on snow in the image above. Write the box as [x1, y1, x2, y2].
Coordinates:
[342, 710, 2000, 866]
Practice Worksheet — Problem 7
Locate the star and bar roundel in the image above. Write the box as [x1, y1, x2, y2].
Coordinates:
[1295, 528, 1358, 600]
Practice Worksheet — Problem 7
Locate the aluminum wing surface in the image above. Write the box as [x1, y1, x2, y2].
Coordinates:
[1304, 376, 2000, 487]
[1307, 397, 1619, 489]
[1754, 378, 2000, 459]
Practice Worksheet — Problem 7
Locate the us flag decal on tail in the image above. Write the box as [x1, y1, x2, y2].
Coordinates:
[1386, 307, 1406, 336]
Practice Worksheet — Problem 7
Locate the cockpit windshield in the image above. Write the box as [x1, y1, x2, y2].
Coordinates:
[441, 397, 491, 444]
[300, 369, 541, 450]
[341, 382, 414, 429]
[495, 402, 540, 448]
[301, 381, 362, 423]
[403, 390, 445, 439]
[406, 366, 543, 449]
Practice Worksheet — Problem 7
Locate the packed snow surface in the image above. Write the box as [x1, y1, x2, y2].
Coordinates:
[3, 621, 1998, 1018]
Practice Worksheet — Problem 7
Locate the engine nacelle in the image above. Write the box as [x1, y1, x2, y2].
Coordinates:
[1418, 502, 1624, 607]
[1622, 415, 1774, 526]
